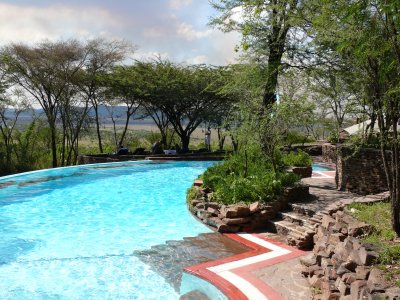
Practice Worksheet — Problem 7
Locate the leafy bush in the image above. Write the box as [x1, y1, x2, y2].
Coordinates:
[284, 131, 315, 145]
[186, 186, 202, 203]
[202, 147, 300, 204]
[281, 150, 312, 167]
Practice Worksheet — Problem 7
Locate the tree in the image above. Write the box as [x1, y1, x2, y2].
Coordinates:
[3, 40, 88, 167]
[210, 0, 302, 106]
[137, 61, 231, 152]
[79, 39, 132, 153]
[312, 0, 400, 234]
[102, 65, 145, 148]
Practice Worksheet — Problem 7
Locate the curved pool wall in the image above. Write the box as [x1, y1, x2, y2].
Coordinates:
[0, 160, 217, 299]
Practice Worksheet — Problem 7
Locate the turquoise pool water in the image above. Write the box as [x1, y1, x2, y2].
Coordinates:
[0, 161, 215, 299]
[312, 164, 335, 171]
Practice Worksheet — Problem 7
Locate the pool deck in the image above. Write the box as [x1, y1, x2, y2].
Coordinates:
[185, 168, 340, 300]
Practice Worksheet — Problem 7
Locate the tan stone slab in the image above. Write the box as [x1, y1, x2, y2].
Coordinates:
[251, 256, 312, 300]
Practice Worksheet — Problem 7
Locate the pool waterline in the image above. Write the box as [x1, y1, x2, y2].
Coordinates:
[0, 160, 218, 299]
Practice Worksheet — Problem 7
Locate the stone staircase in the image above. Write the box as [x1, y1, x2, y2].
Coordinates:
[134, 232, 249, 293]
[267, 202, 327, 250]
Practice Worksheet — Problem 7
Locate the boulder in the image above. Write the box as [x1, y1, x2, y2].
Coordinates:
[355, 266, 371, 280]
[221, 204, 250, 218]
[249, 201, 261, 213]
[205, 202, 220, 210]
[191, 199, 202, 207]
[222, 217, 252, 225]
[300, 253, 317, 267]
[206, 207, 219, 216]
[350, 280, 367, 300]
[367, 269, 390, 293]
[216, 223, 240, 233]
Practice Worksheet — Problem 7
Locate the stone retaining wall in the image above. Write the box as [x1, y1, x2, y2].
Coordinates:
[188, 185, 309, 233]
[337, 147, 388, 195]
[320, 144, 389, 195]
[301, 209, 400, 299]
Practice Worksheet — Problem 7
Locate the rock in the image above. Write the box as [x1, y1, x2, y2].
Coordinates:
[193, 179, 203, 187]
[329, 233, 346, 244]
[335, 278, 350, 296]
[309, 275, 324, 289]
[205, 202, 220, 210]
[350, 280, 367, 300]
[367, 268, 390, 292]
[221, 204, 250, 218]
[355, 266, 371, 280]
[348, 250, 363, 267]
[222, 217, 251, 225]
[321, 280, 339, 299]
[322, 215, 336, 229]
[336, 264, 351, 276]
[321, 258, 333, 269]
[341, 259, 358, 273]
[195, 203, 205, 210]
[359, 248, 378, 266]
[302, 265, 322, 277]
[191, 199, 201, 206]
[385, 286, 400, 299]
[347, 221, 372, 237]
[216, 223, 240, 233]
[196, 209, 211, 220]
[341, 273, 357, 285]
[300, 253, 317, 267]
[249, 201, 261, 213]
[204, 217, 220, 227]
[206, 207, 219, 216]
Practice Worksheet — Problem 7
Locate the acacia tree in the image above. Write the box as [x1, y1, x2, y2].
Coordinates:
[78, 39, 131, 153]
[210, 0, 302, 106]
[2, 40, 88, 167]
[132, 61, 172, 148]
[102, 66, 145, 148]
[312, 0, 400, 234]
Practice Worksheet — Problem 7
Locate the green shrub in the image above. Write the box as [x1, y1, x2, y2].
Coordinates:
[186, 186, 202, 203]
[281, 150, 312, 167]
[284, 131, 315, 145]
[202, 147, 301, 204]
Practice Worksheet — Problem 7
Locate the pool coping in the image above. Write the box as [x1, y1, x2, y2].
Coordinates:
[184, 233, 305, 300]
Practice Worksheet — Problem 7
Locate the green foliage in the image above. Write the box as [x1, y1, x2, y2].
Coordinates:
[284, 131, 315, 145]
[347, 202, 400, 276]
[186, 186, 202, 203]
[281, 150, 313, 167]
[203, 147, 300, 204]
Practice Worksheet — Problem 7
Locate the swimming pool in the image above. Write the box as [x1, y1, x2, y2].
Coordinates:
[0, 161, 216, 299]
[312, 164, 335, 172]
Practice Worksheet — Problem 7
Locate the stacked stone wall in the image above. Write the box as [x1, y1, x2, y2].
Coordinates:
[302, 209, 400, 299]
[188, 185, 309, 233]
[337, 147, 388, 195]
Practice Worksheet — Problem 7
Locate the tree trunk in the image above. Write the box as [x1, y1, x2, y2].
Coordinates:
[180, 134, 190, 153]
[263, 47, 284, 107]
[50, 122, 58, 168]
[217, 127, 225, 150]
[93, 104, 103, 153]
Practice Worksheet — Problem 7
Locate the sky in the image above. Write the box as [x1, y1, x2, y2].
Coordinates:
[0, 0, 241, 65]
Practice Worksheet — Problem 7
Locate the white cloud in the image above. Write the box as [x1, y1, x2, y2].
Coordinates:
[169, 0, 192, 9]
[186, 55, 208, 64]
[0, 3, 121, 44]
[177, 23, 212, 40]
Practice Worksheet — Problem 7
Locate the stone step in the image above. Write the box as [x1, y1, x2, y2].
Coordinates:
[288, 203, 316, 217]
[278, 211, 316, 231]
[134, 232, 249, 292]
[267, 219, 315, 250]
